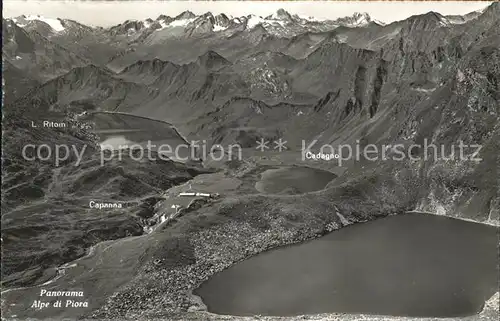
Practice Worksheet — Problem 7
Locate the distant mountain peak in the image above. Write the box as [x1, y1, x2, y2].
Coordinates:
[196, 50, 230, 69]
[334, 12, 372, 27]
[214, 13, 230, 24]
[483, 1, 500, 16]
[267, 9, 294, 21]
[408, 11, 446, 23]
[156, 14, 172, 21]
[213, 13, 231, 31]
[406, 11, 449, 28]
[175, 10, 196, 20]
[200, 12, 215, 20]
[216, 13, 229, 20]
[423, 11, 445, 20]
[354, 12, 371, 19]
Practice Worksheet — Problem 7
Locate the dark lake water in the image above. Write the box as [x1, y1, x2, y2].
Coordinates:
[255, 166, 336, 194]
[194, 213, 499, 317]
[85, 112, 193, 161]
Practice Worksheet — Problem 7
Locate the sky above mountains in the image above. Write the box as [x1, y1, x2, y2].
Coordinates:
[3, 0, 492, 27]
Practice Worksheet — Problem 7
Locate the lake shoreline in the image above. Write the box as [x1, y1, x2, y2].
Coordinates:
[194, 213, 498, 318]
[88, 192, 499, 321]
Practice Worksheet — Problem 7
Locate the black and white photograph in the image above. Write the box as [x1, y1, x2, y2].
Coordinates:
[1, 0, 499, 320]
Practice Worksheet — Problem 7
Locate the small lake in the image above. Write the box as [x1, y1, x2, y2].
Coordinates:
[85, 112, 194, 162]
[194, 213, 499, 317]
[255, 166, 336, 194]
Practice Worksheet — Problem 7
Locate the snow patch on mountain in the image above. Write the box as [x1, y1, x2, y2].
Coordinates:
[170, 18, 195, 28]
[442, 16, 466, 25]
[372, 19, 386, 26]
[213, 24, 228, 32]
[444, 7, 486, 25]
[341, 12, 372, 27]
[354, 13, 370, 26]
[104, 9, 388, 38]
[158, 20, 169, 29]
[247, 15, 266, 29]
[441, 15, 477, 25]
[269, 20, 287, 27]
[14, 15, 65, 32]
